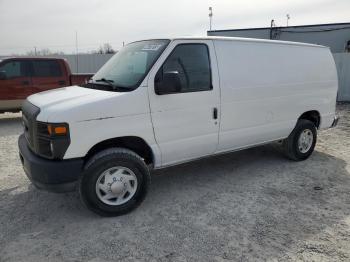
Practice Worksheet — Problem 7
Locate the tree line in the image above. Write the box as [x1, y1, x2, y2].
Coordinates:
[25, 43, 116, 56]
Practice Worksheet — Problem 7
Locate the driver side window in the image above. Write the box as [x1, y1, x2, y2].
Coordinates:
[0, 60, 30, 79]
[0, 61, 21, 78]
[156, 44, 212, 94]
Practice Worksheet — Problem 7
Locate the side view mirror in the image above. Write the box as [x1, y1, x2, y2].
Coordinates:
[155, 71, 182, 95]
[0, 71, 7, 80]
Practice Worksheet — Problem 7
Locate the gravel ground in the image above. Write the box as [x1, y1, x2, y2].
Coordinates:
[0, 104, 350, 262]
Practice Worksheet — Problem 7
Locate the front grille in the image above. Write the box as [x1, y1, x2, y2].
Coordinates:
[37, 137, 52, 157]
[36, 122, 53, 158]
[37, 122, 50, 136]
[22, 113, 33, 149]
[22, 100, 40, 153]
[21, 101, 69, 159]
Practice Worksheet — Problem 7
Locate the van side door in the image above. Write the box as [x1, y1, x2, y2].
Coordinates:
[147, 40, 220, 166]
[0, 59, 32, 109]
[31, 59, 69, 92]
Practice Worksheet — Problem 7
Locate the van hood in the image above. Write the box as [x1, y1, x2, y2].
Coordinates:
[28, 85, 148, 122]
[28, 86, 106, 108]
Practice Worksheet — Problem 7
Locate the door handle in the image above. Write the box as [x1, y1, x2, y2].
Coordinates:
[22, 80, 30, 86]
[213, 107, 218, 119]
[58, 80, 66, 85]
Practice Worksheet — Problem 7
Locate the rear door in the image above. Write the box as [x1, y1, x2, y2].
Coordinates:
[0, 59, 32, 105]
[147, 40, 220, 166]
[31, 59, 69, 92]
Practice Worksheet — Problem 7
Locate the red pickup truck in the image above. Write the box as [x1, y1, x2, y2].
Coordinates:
[0, 57, 93, 113]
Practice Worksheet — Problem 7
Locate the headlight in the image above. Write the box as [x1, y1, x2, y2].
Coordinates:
[36, 122, 70, 159]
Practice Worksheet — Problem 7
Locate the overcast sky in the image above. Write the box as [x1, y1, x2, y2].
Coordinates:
[0, 0, 349, 55]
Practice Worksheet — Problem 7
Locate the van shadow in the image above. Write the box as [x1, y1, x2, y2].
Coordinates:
[147, 147, 350, 260]
[1, 145, 350, 260]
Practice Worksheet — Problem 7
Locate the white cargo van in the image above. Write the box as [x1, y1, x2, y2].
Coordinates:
[19, 37, 338, 216]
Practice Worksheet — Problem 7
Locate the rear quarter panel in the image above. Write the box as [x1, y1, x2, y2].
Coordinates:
[214, 39, 337, 152]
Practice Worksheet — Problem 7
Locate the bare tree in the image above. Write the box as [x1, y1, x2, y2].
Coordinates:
[96, 43, 116, 54]
[26, 48, 65, 56]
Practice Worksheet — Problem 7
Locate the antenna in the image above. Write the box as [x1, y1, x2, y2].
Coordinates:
[209, 7, 213, 31]
[286, 14, 290, 27]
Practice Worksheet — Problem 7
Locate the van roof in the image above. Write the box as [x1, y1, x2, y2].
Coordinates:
[166, 36, 327, 49]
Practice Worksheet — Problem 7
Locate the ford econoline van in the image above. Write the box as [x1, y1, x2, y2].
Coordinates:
[18, 37, 338, 216]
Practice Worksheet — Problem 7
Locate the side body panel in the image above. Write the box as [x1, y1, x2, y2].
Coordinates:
[213, 39, 338, 152]
[147, 40, 221, 167]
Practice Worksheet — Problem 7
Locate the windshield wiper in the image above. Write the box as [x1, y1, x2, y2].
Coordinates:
[89, 78, 131, 92]
[94, 78, 115, 86]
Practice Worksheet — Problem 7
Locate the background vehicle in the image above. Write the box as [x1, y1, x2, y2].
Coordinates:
[18, 37, 338, 216]
[0, 57, 93, 113]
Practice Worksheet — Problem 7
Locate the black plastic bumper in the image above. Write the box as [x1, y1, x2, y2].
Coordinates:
[18, 134, 83, 193]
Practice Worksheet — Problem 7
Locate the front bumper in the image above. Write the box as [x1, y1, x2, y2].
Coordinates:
[18, 134, 83, 193]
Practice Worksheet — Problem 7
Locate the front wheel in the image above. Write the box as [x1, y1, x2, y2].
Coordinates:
[283, 119, 317, 161]
[79, 148, 150, 216]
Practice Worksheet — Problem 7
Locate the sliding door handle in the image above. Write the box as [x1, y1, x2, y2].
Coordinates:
[213, 107, 218, 119]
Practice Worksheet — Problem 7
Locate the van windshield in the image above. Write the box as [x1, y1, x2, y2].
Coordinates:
[86, 39, 170, 92]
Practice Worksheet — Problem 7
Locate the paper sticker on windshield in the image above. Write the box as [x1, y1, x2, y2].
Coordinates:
[142, 44, 162, 51]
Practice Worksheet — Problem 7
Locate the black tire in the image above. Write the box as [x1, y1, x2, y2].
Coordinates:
[79, 148, 150, 216]
[283, 119, 317, 161]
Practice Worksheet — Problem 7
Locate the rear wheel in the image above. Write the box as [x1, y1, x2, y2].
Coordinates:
[283, 119, 317, 161]
[79, 148, 150, 216]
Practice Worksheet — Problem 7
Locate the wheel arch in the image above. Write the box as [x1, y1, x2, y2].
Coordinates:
[84, 136, 154, 165]
[298, 110, 321, 129]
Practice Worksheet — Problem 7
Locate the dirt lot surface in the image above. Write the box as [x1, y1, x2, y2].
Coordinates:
[0, 104, 350, 262]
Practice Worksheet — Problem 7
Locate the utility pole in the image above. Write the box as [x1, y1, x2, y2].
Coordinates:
[209, 7, 213, 31]
[286, 14, 290, 27]
[271, 19, 275, 28]
[270, 19, 275, 39]
[75, 31, 79, 73]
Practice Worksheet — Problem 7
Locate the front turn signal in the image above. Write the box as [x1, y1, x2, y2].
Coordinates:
[47, 124, 68, 136]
